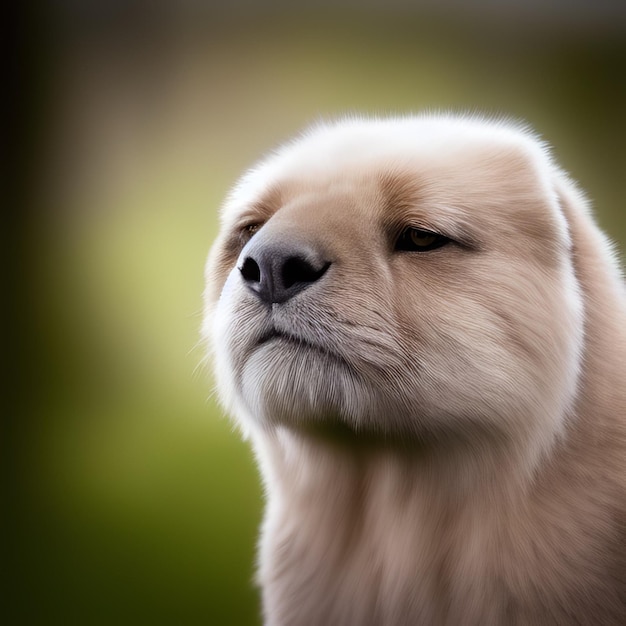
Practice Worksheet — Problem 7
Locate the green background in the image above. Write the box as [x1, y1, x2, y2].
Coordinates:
[13, 4, 625, 625]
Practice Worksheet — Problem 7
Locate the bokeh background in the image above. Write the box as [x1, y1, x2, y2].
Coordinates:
[12, 1, 625, 624]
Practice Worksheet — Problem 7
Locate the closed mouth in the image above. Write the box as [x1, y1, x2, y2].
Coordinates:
[256, 328, 339, 361]
[258, 329, 314, 349]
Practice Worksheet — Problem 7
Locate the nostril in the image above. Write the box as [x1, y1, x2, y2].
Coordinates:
[282, 257, 330, 290]
[239, 243, 331, 304]
[240, 257, 261, 283]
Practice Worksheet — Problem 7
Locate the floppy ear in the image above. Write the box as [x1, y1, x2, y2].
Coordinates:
[552, 168, 624, 303]
[552, 168, 626, 422]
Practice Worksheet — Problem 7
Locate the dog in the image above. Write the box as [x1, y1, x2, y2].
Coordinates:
[203, 115, 626, 625]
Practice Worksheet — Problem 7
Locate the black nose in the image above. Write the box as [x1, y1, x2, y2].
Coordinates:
[239, 240, 330, 305]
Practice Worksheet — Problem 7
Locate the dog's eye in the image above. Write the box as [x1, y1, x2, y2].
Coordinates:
[395, 228, 450, 252]
[244, 223, 262, 235]
[240, 222, 263, 243]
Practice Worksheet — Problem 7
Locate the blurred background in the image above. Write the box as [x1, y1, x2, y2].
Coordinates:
[10, 1, 625, 624]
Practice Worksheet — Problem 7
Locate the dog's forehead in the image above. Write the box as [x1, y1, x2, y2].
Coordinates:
[229, 119, 548, 210]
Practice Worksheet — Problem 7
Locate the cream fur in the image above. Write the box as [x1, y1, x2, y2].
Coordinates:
[203, 115, 626, 625]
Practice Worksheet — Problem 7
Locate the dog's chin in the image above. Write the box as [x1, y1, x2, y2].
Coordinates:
[234, 332, 441, 447]
[238, 333, 363, 428]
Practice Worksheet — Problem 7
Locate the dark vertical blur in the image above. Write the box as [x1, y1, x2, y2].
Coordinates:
[9, 2, 60, 618]
[10, 2, 625, 624]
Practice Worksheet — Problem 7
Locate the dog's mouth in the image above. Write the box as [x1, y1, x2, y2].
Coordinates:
[258, 328, 317, 350]
[256, 327, 340, 362]
[257, 329, 284, 346]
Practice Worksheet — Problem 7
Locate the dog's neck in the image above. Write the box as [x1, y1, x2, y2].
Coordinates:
[260, 420, 535, 506]
[252, 423, 545, 624]
[253, 420, 542, 571]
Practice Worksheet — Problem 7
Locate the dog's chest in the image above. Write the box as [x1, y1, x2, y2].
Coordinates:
[257, 493, 620, 625]
[258, 501, 513, 625]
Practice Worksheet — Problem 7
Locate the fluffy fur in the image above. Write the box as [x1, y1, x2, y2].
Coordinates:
[203, 115, 626, 625]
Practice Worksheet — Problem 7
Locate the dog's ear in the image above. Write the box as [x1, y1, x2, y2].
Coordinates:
[551, 167, 626, 431]
[552, 168, 624, 298]
[552, 169, 587, 244]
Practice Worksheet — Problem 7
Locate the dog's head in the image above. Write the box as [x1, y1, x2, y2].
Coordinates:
[203, 116, 584, 460]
